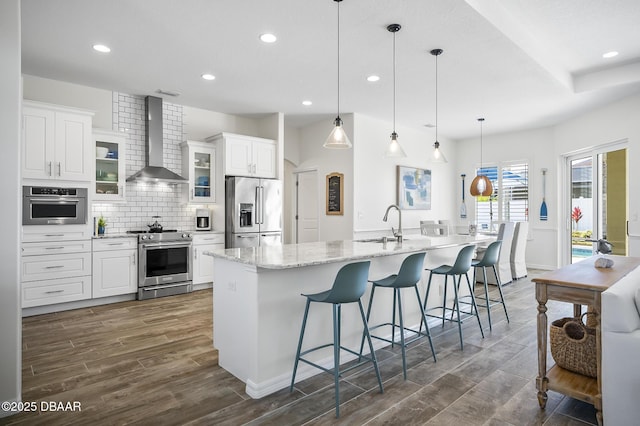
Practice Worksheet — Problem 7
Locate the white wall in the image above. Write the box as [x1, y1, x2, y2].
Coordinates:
[456, 126, 556, 269]
[353, 114, 457, 236]
[455, 92, 640, 269]
[0, 0, 22, 413]
[297, 115, 355, 241]
[183, 106, 260, 141]
[22, 74, 112, 129]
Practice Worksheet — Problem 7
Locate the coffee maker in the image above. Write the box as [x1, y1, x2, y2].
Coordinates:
[195, 208, 211, 231]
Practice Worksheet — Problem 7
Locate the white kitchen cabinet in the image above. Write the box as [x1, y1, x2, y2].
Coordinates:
[193, 233, 224, 285]
[92, 238, 137, 298]
[21, 227, 93, 308]
[181, 141, 216, 204]
[94, 129, 127, 202]
[22, 101, 93, 182]
[208, 132, 276, 178]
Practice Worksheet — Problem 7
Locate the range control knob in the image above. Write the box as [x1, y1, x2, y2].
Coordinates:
[149, 235, 154, 240]
[141, 235, 147, 240]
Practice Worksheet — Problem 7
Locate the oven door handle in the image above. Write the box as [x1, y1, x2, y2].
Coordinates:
[29, 198, 81, 203]
[141, 242, 191, 249]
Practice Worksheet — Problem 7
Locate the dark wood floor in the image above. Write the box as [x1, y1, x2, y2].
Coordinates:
[2, 270, 598, 425]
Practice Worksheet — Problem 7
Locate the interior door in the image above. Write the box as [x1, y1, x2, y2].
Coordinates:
[567, 145, 627, 264]
[295, 170, 319, 243]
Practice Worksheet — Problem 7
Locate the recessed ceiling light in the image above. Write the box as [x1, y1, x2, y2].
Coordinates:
[92, 44, 111, 53]
[260, 33, 277, 43]
[302, 100, 312, 106]
[602, 51, 619, 59]
[201, 73, 216, 81]
[367, 75, 380, 82]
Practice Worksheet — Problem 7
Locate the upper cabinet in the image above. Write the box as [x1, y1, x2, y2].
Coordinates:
[208, 132, 276, 179]
[22, 101, 93, 182]
[181, 140, 216, 204]
[94, 129, 126, 202]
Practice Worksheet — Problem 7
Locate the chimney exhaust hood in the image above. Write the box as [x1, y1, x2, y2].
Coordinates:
[126, 96, 187, 184]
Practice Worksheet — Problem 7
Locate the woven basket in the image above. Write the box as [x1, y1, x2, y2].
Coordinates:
[549, 313, 597, 378]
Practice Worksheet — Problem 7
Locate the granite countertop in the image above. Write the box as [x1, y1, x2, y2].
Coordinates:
[204, 234, 494, 270]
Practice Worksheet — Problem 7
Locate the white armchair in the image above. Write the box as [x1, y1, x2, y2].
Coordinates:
[602, 266, 640, 426]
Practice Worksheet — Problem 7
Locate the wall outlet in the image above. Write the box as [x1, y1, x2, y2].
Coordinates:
[227, 281, 237, 292]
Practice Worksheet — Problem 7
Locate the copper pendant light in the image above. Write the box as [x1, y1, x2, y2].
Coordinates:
[470, 118, 493, 197]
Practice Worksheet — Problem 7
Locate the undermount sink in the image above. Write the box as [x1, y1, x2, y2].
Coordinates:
[354, 237, 408, 243]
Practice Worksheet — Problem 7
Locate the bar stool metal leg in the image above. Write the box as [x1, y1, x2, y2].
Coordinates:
[290, 299, 311, 392]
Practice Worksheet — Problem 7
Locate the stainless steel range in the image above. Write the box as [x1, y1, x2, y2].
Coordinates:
[128, 230, 193, 300]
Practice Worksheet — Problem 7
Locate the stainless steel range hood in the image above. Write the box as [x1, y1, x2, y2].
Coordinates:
[126, 96, 187, 184]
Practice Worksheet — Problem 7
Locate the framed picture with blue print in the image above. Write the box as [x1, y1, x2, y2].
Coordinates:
[397, 166, 431, 210]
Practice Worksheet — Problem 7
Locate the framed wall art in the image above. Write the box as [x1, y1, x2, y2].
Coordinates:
[397, 166, 431, 210]
[326, 172, 344, 215]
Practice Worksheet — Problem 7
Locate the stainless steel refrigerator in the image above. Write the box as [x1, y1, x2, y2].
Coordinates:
[225, 176, 283, 248]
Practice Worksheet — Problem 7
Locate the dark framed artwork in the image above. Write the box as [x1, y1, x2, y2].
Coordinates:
[326, 172, 344, 215]
[397, 166, 431, 210]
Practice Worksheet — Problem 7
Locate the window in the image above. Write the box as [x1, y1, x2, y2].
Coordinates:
[475, 162, 529, 231]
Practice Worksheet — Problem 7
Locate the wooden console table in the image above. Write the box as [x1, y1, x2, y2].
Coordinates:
[533, 255, 640, 426]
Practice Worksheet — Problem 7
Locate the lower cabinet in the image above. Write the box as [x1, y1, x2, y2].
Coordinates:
[21, 238, 93, 308]
[92, 238, 137, 298]
[193, 233, 225, 285]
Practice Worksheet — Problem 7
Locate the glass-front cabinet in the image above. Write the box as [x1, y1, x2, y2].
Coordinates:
[181, 140, 216, 204]
[94, 129, 126, 202]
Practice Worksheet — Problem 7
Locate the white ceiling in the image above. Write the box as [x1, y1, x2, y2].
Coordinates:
[20, 0, 640, 140]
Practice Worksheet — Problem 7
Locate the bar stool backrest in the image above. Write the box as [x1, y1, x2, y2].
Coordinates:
[475, 240, 502, 267]
[450, 245, 476, 274]
[394, 252, 427, 287]
[325, 261, 371, 303]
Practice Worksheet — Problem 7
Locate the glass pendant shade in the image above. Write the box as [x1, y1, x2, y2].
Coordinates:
[385, 132, 406, 157]
[432, 141, 447, 163]
[324, 116, 352, 148]
[470, 175, 493, 196]
[384, 23, 406, 158]
[325, 0, 352, 150]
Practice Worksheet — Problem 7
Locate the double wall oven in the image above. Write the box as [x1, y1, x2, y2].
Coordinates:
[131, 230, 193, 300]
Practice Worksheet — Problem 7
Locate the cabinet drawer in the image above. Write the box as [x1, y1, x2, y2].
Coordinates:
[22, 275, 91, 308]
[193, 233, 225, 245]
[21, 252, 91, 282]
[22, 240, 92, 256]
[93, 238, 137, 251]
[22, 225, 92, 242]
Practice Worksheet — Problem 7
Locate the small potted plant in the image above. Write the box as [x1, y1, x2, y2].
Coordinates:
[97, 216, 107, 235]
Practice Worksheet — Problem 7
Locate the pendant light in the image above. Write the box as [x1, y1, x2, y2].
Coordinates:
[470, 118, 493, 196]
[384, 24, 406, 158]
[430, 48, 447, 163]
[324, 0, 352, 149]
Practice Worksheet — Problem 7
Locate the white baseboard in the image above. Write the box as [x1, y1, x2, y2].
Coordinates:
[22, 294, 135, 317]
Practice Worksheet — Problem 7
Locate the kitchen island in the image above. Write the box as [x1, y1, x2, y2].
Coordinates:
[205, 234, 493, 398]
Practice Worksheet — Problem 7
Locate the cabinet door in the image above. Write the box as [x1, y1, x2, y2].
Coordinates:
[94, 130, 127, 202]
[22, 107, 55, 179]
[55, 112, 92, 181]
[92, 249, 137, 298]
[225, 138, 253, 176]
[253, 140, 277, 178]
[193, 243, 224, 284]
[191, 147, 215, 203]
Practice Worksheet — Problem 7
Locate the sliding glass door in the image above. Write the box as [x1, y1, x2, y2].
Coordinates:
[567, 145, 627, 264]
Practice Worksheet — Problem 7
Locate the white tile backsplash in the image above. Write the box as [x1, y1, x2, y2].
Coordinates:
[92, 93, 200, 234]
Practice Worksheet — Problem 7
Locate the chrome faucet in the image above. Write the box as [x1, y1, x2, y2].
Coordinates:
[383, 204, 402, 242]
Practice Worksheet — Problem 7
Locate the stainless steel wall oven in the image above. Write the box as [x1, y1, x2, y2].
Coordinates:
[22, 186, 87, 225]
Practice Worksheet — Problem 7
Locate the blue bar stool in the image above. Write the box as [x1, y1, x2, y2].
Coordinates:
[422, 245, 484, 350]
[290, 261, 383, 418]
[472, 240, 509, 331]
[359, 252, 436, 380]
